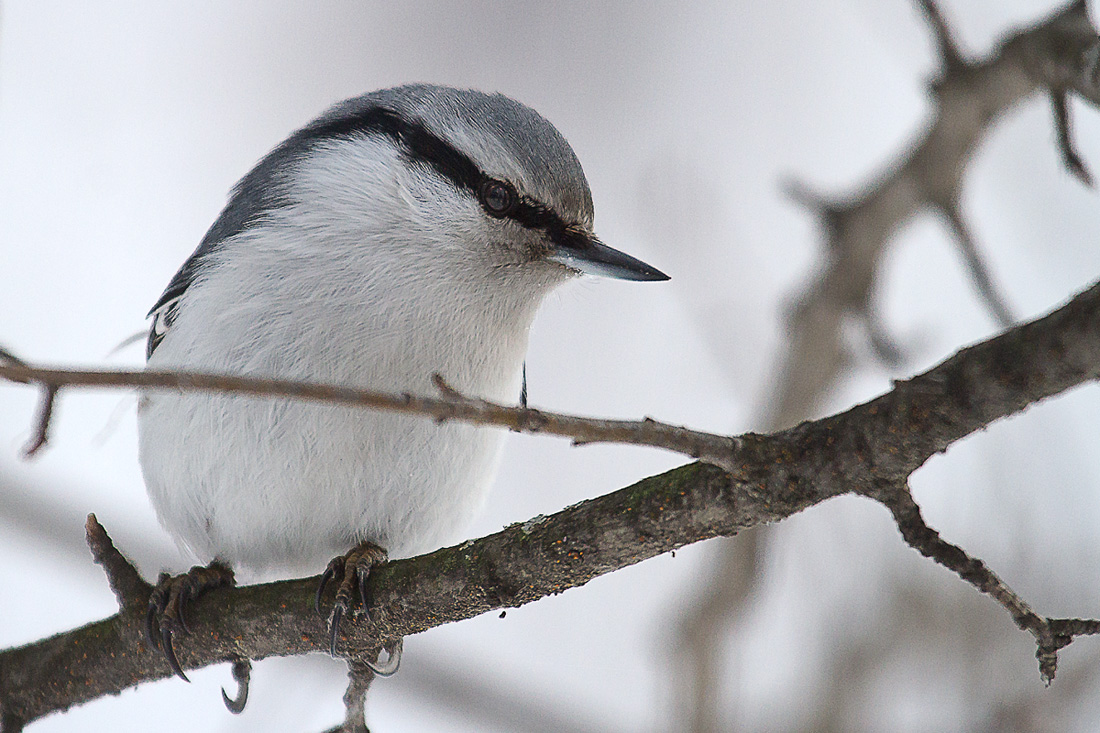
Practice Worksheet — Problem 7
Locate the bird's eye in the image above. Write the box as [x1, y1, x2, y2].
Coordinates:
[478, 180, 517, 218]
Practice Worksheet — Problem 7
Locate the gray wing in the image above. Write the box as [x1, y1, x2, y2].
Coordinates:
[145, 121, 319, 358]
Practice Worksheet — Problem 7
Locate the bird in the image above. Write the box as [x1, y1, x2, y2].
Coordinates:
[137, 83, 668, 683]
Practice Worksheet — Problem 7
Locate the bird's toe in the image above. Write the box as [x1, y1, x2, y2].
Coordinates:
[318, 541, 388, 657]
[145, 561, 235, 682]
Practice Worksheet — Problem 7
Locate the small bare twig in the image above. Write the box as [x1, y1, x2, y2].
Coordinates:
[85, 513, 152, 612]
[1052, 89, 1095, 186]
[2, 472, 619, 733]
[3, 276, 1100, 725]
[21, 383, 57, 458]
[783, 178, 843, 236]
[6, 3, 1093, 730]
[984, 644, 1100, 731]
[0, 346, 27, 367]
[871, 485, 1100, 683]
[938, 203, 1014, 327]
[0, 364, 742, 473]
[917, 0, 966, 74]
[341, 661, 375, 733]
[677, 3, 1100, 728]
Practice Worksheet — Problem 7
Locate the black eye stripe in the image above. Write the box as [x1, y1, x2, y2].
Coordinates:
[307, 106, 484, 194]
[303, 106, 591, 251]
[509, 197, 591, 251]
[146, 103, 594, 357]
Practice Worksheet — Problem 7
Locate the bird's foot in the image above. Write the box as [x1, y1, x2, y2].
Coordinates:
[316, 541, 397, 673]
[146, 560, 235, 681]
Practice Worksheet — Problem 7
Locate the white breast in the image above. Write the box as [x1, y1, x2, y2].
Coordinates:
[138, 138, 565, 576]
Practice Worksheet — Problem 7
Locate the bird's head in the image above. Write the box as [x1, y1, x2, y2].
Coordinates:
[240, 84, 668, 291]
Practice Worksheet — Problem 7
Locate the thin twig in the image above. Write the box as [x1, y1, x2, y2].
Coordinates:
[341, 661, 375, 733]
[1051, 88, 1095, 186]
[4, 276, 1100, 726]
[939, 203, 1014, 327]
[0, 345, 28, 367]
[0, 364, 742, 472]
[916, 0, 966, 73]
[783, 178, 842, 236]
[22, 383, 57, 458]
[676, 3, 1100, 727]
[872, 484, 1100, 682]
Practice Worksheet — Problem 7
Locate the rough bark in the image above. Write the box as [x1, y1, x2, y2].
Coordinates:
[2, 277, 1099, 728]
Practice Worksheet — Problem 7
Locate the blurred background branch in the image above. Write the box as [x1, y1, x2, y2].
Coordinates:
[675, 2, 1100, 730]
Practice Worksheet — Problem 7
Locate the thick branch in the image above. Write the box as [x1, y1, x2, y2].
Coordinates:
[2, 277, 1099, 727]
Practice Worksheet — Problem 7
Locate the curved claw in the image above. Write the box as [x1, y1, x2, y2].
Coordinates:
[329, 602, 346, 657]
[176, 591, 192, 635]
[319, 542, 388, 658]
[221, 687, 247, 715]
[221, 658, 251, 714]
[357, 567, 371, 623]
[365, 638, 403, 677]
[161, 625, 189, 682]
[145, 562, 234, 683]
[316, 562, 339, 616]
[145, 604, 160, 650]
[145, 573, 170, 649]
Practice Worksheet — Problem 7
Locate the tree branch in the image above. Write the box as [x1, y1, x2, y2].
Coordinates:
[770, 0, 1099, 429]
[938, 202, 1014, 328]
[0, 365, 740, 473]
[3, 6, 1099, 728]
[917, 0, 966, 74]
[21, 384, 57, 459]
[1052, 88, 1095, 186]
[84, 514, 151, 613]
[869, 484, 1100, 683]
[2, 276, 1100, 728]
[679, 5, 1100, 725]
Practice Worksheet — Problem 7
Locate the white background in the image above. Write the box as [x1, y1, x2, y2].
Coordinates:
[2, 1, 1100, 731]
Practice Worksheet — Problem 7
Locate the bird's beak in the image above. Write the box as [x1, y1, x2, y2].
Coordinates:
[546, 233, 669, 282]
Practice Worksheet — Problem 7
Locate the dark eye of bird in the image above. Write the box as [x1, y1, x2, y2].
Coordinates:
[478, 179, 518, 217]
